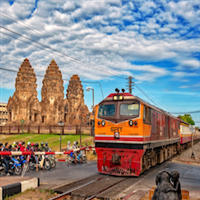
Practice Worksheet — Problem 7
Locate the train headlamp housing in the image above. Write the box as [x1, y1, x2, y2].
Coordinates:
[129, 120, 138, 126]
[129, 120, 133, 126]
[101, 120, 105, 126]
[114, 132, 120, 139]
[113, 95, 123, 101]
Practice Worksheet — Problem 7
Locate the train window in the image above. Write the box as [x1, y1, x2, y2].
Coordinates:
[143, 105, 148, 123]
[148, 108, 151, 123]
[120, 103, 139, 116]
[98, 104, 115, 116]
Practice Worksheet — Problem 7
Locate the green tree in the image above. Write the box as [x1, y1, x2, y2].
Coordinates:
[177, 114, 195, 125]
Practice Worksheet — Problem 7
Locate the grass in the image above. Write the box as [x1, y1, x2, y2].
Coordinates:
[0, 134, 94, 152]
[4, 188, 56, 200]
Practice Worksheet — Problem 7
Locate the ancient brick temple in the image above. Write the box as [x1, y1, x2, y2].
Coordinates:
[7, 58, 90, 125]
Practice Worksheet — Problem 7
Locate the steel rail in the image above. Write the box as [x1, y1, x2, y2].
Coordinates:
[85, 178, 127, 200]
[49, 177, 105, 200]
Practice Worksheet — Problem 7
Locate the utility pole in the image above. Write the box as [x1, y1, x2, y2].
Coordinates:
[126, 76, 134, 94]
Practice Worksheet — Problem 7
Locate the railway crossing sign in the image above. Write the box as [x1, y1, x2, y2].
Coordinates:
[189, 125, 195, 132]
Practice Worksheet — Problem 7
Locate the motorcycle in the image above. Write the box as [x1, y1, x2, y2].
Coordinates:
[19, 155, 30, 172]
[67, 151, 87, 164]
[0, 157, 22, 175]
[29, 155, 51, 170]
[48, 154, 56, 168]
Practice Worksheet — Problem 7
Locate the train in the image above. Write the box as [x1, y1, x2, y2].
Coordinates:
[94, 89, 200, 176]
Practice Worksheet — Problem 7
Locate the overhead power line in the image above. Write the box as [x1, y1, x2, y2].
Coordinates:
[0, 26, 125, 79]
[171, 110, 200, 114]
[0, 14, 171, 109]
[134, 84, 160, 107]
[0, 17, 186, 110]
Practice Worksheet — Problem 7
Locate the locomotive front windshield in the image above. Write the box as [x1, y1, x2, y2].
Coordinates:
[98, 104, 115, 116]
[120, 103, 139, 116]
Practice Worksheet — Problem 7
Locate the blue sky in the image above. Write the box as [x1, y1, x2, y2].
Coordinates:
[0, 0, 200, 126]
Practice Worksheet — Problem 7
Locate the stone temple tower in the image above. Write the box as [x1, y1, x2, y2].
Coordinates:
[40, 60, 64, 125]
[7, 58, 41, 124]
[65, 75, 89, 124]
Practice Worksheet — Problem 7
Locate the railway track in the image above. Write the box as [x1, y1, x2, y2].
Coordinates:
[49, 176, 127, 200]
[49, 144, 198, 200]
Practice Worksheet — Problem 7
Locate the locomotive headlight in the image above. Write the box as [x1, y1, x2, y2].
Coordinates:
[114, 132, 120, 139]
[129, 120, 133, 126]
[113, 95, 123, 101]
[101, 120, 105, 126]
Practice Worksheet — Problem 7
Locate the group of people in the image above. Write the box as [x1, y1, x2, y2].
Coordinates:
[67, 141, 83, 163]
[0, 141, 51, 175]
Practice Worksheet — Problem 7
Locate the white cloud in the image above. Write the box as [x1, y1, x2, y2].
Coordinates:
[179, 59, 200, 69]
[0, 0, 200, 91]
[173, 72, 199, 77]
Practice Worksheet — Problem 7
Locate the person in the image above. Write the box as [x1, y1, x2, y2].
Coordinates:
[40, 142, 46, 151]
[26, 142, 31, 151]
[44, 142, 50, 152]
[33, 143, 40, 171]
[67, 141, 71, 151]
[18, 142, 21, 151]
[20, 141, 26, 151]
[12, 142, 16, 149]
[3, 142, 11, 176]
[75, 141, 82, 162]
[0, 143, 3, 162]
[0, 143, 4, 151]
[31, 143, 34, 151]
[72, 141, 78, 163]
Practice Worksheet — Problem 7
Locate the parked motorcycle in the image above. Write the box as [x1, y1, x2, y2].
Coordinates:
[29, 155, 51, 170]
[68, 152, 87, 163]
[0, 157, 22, 175]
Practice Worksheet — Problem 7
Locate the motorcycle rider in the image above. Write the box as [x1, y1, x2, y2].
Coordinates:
[26, 142, 31, 151]
[0, 143, 3, 161]
[0, 143, 4, 151]
[18, 142, 21, 151]
[12, 142, 16, 150]
[67, 141, 71, 151]
[20, 141, 26, 151]
[44, 142, 50, 152]
[40, 142, 46, 151]
[75, 141, 82, 162]
[31, 143, 35, 151]
[33, 143, 40, 171]
[3, 142, 11, 176]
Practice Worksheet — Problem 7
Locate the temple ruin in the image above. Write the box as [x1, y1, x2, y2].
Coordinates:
[7, 58, 90, 125]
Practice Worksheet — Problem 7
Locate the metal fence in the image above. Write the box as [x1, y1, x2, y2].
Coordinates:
[0, 124, 93, 135]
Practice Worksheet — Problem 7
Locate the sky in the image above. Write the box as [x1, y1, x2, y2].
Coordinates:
[0, 0, 200, 127]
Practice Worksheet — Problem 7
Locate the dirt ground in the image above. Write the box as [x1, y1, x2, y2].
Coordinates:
[4, 189, 57, 200]
[173, 141, 200, 164]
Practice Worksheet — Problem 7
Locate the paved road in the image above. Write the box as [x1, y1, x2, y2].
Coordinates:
[24, 161, 98, 189]
[24, 160, 200, 197]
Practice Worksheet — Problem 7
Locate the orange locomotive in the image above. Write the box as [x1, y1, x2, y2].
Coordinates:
[95, 89, 180, 176]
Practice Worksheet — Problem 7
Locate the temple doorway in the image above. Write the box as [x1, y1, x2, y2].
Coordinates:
[34, 113, 38, 122]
